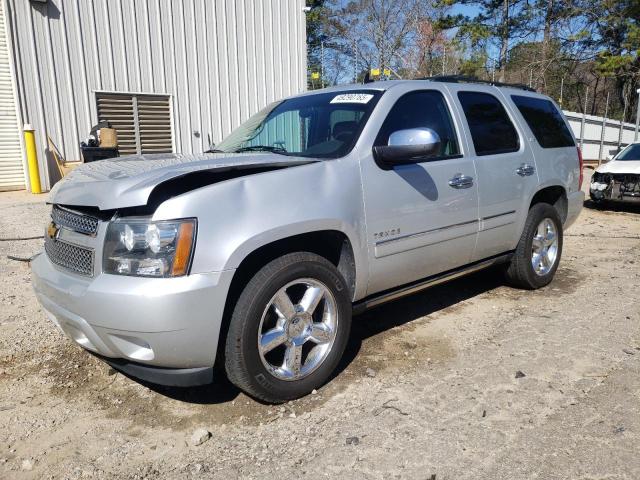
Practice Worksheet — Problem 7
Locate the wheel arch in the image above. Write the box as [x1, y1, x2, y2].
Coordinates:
[529, 184, 568, 223]
[215, 228, 359, 370]
[221, 220, 363, 293]
[228, 228, 358, 300]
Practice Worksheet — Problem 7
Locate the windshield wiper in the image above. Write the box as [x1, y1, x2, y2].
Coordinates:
[205, 148, 226, 153]
[234, 145, 289, 155]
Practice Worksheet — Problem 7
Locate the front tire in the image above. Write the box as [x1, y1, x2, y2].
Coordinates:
[504, 202, 563, 289]
[224, 252, 352, 403]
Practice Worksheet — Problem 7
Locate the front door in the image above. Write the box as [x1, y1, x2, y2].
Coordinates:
[360, 88, 479, 296]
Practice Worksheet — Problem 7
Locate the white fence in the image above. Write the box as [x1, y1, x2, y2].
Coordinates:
[563, 111, 638, 162]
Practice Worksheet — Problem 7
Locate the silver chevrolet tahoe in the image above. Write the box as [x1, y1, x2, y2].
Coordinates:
[32, 79, 584, 402]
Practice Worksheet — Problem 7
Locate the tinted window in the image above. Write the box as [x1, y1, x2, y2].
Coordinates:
[375, 90, 460, 158]
[458, 92, 519, 156]
[511, 95, 575, 148]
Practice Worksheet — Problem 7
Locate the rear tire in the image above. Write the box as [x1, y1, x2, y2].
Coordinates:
[224, 252, 352, 403]
[504, 203, 563, 289]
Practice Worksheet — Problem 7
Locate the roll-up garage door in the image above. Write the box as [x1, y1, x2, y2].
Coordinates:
[0, 0, 25, 191]
[96, 92, 173, 156]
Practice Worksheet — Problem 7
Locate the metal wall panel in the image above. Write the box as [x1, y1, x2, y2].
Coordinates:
[564, 110, 639, 161]
[7, 0, 307, 190]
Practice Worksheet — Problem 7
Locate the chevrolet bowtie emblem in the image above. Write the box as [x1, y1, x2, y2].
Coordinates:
[47, 222, 60, 240]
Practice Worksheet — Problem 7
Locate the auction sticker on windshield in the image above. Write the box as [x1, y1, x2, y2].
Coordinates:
[330, 93, 374, 104]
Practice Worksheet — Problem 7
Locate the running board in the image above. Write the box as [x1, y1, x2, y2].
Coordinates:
[352, 252, 513, 315]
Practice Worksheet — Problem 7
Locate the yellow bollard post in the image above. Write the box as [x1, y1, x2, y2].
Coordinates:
[23, 124, 42, 194]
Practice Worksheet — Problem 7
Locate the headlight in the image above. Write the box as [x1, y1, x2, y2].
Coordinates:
[103, 218, 196, 277]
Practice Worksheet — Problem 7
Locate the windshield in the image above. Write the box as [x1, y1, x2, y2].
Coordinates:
[616, 144, 640, 161]
[214, 90, 382, 159]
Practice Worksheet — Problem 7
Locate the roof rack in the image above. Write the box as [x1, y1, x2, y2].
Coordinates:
[419, 75, 536, 92]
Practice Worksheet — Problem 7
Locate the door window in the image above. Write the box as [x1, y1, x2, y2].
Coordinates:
[457, 92, 519, 156]
[511, 95, 575, 148]
[374, 90, 460, 158]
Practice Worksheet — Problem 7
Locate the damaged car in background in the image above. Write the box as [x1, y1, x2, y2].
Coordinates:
[590, 142, 640, 204]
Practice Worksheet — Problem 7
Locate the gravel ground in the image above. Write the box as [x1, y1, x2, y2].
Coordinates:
[0, 172, 639, 479]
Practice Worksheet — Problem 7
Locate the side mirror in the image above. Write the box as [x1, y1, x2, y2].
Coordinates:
[373, 128, 441, 169]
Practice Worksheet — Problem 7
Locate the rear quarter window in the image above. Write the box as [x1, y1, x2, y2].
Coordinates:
[457, 91, 519, 156]
[511, 95, 575, 148]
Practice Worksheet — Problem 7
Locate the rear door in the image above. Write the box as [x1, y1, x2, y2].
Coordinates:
[508, 94, 579, 196]
[452, 88, 540, 261]
[360, 87, 479, 295]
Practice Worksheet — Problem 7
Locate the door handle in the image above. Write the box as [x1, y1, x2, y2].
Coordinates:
[516, 163, 536, 176]
[448, 173, 474, 189]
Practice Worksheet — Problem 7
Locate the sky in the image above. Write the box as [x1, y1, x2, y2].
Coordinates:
[451, 4, 482, 17]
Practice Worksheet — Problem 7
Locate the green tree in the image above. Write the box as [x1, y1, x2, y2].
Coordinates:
[457, 0, 531, 82]
[408, 0, 463, 78]
[580, 0, 640, 121]
[455, 20, 492, 79]
[524, 0, 578, 92]
[306, 0, 330, 89]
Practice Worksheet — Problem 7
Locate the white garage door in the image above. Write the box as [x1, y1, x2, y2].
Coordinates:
[0, 0, 24, 191]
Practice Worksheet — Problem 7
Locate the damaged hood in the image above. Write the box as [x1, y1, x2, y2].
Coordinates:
[49, 152, 318, 210]
[595, 160, 640, 175]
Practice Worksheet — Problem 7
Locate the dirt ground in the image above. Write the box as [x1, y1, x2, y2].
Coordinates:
[1, 171, 639, 479]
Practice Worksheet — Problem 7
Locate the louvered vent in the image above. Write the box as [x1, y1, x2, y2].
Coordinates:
[137, 95, 172, 154]
[96, 93, 172, 156]
[96, 94, 137, 155]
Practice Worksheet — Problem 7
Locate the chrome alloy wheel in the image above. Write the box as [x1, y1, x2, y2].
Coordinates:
[531, 218, 558, 276]
[257, 278, 338, 381]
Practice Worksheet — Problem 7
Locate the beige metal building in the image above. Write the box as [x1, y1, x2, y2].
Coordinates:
[0, 0, 307, 191]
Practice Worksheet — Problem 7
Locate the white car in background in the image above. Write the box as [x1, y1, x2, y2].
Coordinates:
[590, 143, 640, 204]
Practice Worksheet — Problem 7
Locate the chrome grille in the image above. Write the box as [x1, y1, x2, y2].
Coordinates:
[51, 206, 99, 236]
[45, 236, 94, 276]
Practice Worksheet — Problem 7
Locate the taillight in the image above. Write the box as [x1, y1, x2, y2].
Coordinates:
[577, 146, 583, 190]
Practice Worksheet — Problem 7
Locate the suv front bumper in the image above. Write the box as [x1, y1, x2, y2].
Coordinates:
[31, 252, 234, 385]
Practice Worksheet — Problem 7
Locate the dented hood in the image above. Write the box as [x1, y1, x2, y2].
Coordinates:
[595, 159, 640, 175]
[49, 152, 317, 210]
